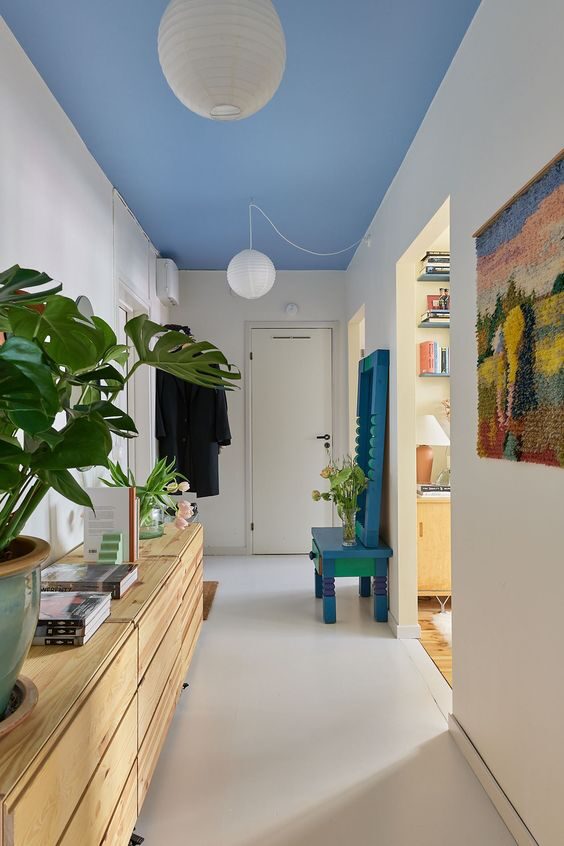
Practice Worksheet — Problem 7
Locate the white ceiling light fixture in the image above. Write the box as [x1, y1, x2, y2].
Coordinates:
[227, 203, 276, 299]
[226, 203, 369, 300]
[158, 0, 286, 121]
[227, 249, 276, 300]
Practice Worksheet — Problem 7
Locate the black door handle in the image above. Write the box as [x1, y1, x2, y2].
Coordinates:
[316, 434, 331, 440]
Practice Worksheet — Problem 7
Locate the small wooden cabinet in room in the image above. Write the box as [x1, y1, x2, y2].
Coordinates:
[0, 523, 203, 846]
[417, 498, 451, 596]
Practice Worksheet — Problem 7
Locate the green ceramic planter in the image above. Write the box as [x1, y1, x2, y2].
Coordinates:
[0, 537, 49, 717]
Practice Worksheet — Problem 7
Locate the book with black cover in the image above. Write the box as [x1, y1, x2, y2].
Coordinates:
[40, 563, 138, 599]
[37, 590, 111, 625]
[418, 484, 450, 492]
[33, 632, 101, 647]
[35, 604, 110, 637]
[417, 484, 451, 497]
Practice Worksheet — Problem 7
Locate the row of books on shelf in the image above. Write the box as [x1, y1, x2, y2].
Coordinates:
[417, 484, 451, 498]
[420, 251, 450, 275]
[33, 560, 138, 647]
[419, 341, 450, 375]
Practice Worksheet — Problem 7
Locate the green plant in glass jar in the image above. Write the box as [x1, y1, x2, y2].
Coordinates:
[102, 457, 194, 539]
[312, 456, 368, 547]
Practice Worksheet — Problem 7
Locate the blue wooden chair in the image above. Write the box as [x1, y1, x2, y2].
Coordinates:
[310, 350, 393, 623]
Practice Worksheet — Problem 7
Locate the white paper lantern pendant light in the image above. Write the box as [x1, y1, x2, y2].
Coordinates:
[227, 203, 275, 299]
[227, 204, 371, 300]
[158, 0, 286, 121]
[227, 249, 276, 299]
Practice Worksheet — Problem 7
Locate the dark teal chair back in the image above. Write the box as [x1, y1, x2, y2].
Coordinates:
[355, 349, 389, 548]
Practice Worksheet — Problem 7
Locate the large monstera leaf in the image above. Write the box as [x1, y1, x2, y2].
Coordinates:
[31, 417, 112, 471]
[0, 336, 59, 434]
[125, 315, 240, 389]
[0, 265, 62, 310]
[6, 296, 111, 372]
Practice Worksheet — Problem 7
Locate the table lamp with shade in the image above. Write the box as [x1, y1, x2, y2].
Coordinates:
[416, 415, 450, 484]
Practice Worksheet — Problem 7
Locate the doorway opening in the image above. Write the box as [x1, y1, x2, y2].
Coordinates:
[396, 198, 452, 688]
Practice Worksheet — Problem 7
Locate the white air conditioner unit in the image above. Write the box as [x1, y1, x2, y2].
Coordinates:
[156, 257, 179, 306]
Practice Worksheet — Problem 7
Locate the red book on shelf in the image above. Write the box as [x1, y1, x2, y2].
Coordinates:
[419, 341, 434, 374]
[426, 293, 450, 311]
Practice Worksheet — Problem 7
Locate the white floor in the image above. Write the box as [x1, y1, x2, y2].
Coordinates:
[137, 555, 515, 846]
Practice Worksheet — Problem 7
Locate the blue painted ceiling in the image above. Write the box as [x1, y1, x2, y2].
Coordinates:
[0, 1, 480, 270]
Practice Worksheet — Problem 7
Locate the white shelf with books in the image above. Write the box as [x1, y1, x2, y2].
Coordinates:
[415, 248, 451, 483]
[417, 273, 450, 283]
[418, 322, 450, 329]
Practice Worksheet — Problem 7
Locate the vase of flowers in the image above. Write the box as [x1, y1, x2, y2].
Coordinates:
[102, 457, 194, 539]
[312, 456, 368, 548]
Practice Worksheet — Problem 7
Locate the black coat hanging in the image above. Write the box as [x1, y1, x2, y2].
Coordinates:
[155, 349, 231, 498]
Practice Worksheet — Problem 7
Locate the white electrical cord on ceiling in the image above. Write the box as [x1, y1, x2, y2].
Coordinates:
[248, 202, 369, 256]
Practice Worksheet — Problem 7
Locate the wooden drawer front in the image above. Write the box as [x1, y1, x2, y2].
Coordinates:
[100, 761, 138, 846]
[180, 542, 203, 592]
[58, 697, 137, 846]
[181, 578, 203, 675]
[138, 560, 184, 680]
[138, 603, 184, 744]
[138, 565, 203, 742]
[138, 651, 185, 811]
[181, 566, 202, 637]
[5, 631, 136, 846]
[181, 596, 203, 679]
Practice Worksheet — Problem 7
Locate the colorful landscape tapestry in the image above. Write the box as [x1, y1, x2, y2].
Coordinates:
[476, 151, 564, 467]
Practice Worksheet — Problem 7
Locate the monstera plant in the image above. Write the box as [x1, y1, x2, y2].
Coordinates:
[0, 264, 239, 718]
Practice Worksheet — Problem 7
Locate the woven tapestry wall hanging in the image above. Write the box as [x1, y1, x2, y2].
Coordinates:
[475, 150, 564, 467]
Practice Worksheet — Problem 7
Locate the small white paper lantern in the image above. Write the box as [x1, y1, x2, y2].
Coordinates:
[227, 249, 276, 299]
[158, 0, 286, 121]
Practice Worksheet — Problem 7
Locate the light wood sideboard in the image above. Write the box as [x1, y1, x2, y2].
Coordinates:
[417, 497, 451, 596]
[0, 522, 203, 846]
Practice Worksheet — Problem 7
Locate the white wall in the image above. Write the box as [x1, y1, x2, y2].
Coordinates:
[345, 1, 564, 843]
[0, 20, 164, 560]
[171, 271, 347, 552]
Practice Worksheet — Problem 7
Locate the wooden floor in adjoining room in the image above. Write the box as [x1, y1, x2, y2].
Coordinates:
[418, 597, 452, 686]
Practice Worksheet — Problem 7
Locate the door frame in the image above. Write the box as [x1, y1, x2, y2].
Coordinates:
[116, 283, 155, 482]
[245, 321, 341, 555]
[395, 197, 450, 638]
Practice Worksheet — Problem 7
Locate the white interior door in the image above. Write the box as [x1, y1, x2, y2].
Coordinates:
[251, 328, 333, 554]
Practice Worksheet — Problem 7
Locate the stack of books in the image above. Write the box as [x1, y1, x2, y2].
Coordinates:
[41, 561, 138, 599]
[417, 484, 451, 497]
[33, 591, 111, 647]
[420, 251, 450, 276]
[419, 341, 450, 375]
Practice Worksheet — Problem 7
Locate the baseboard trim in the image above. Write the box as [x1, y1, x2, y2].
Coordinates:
[204, 546, 249, 557]
[387, 610, 421, 639]
[402, 639, 452, 720]
[448, 714, 539, 846]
